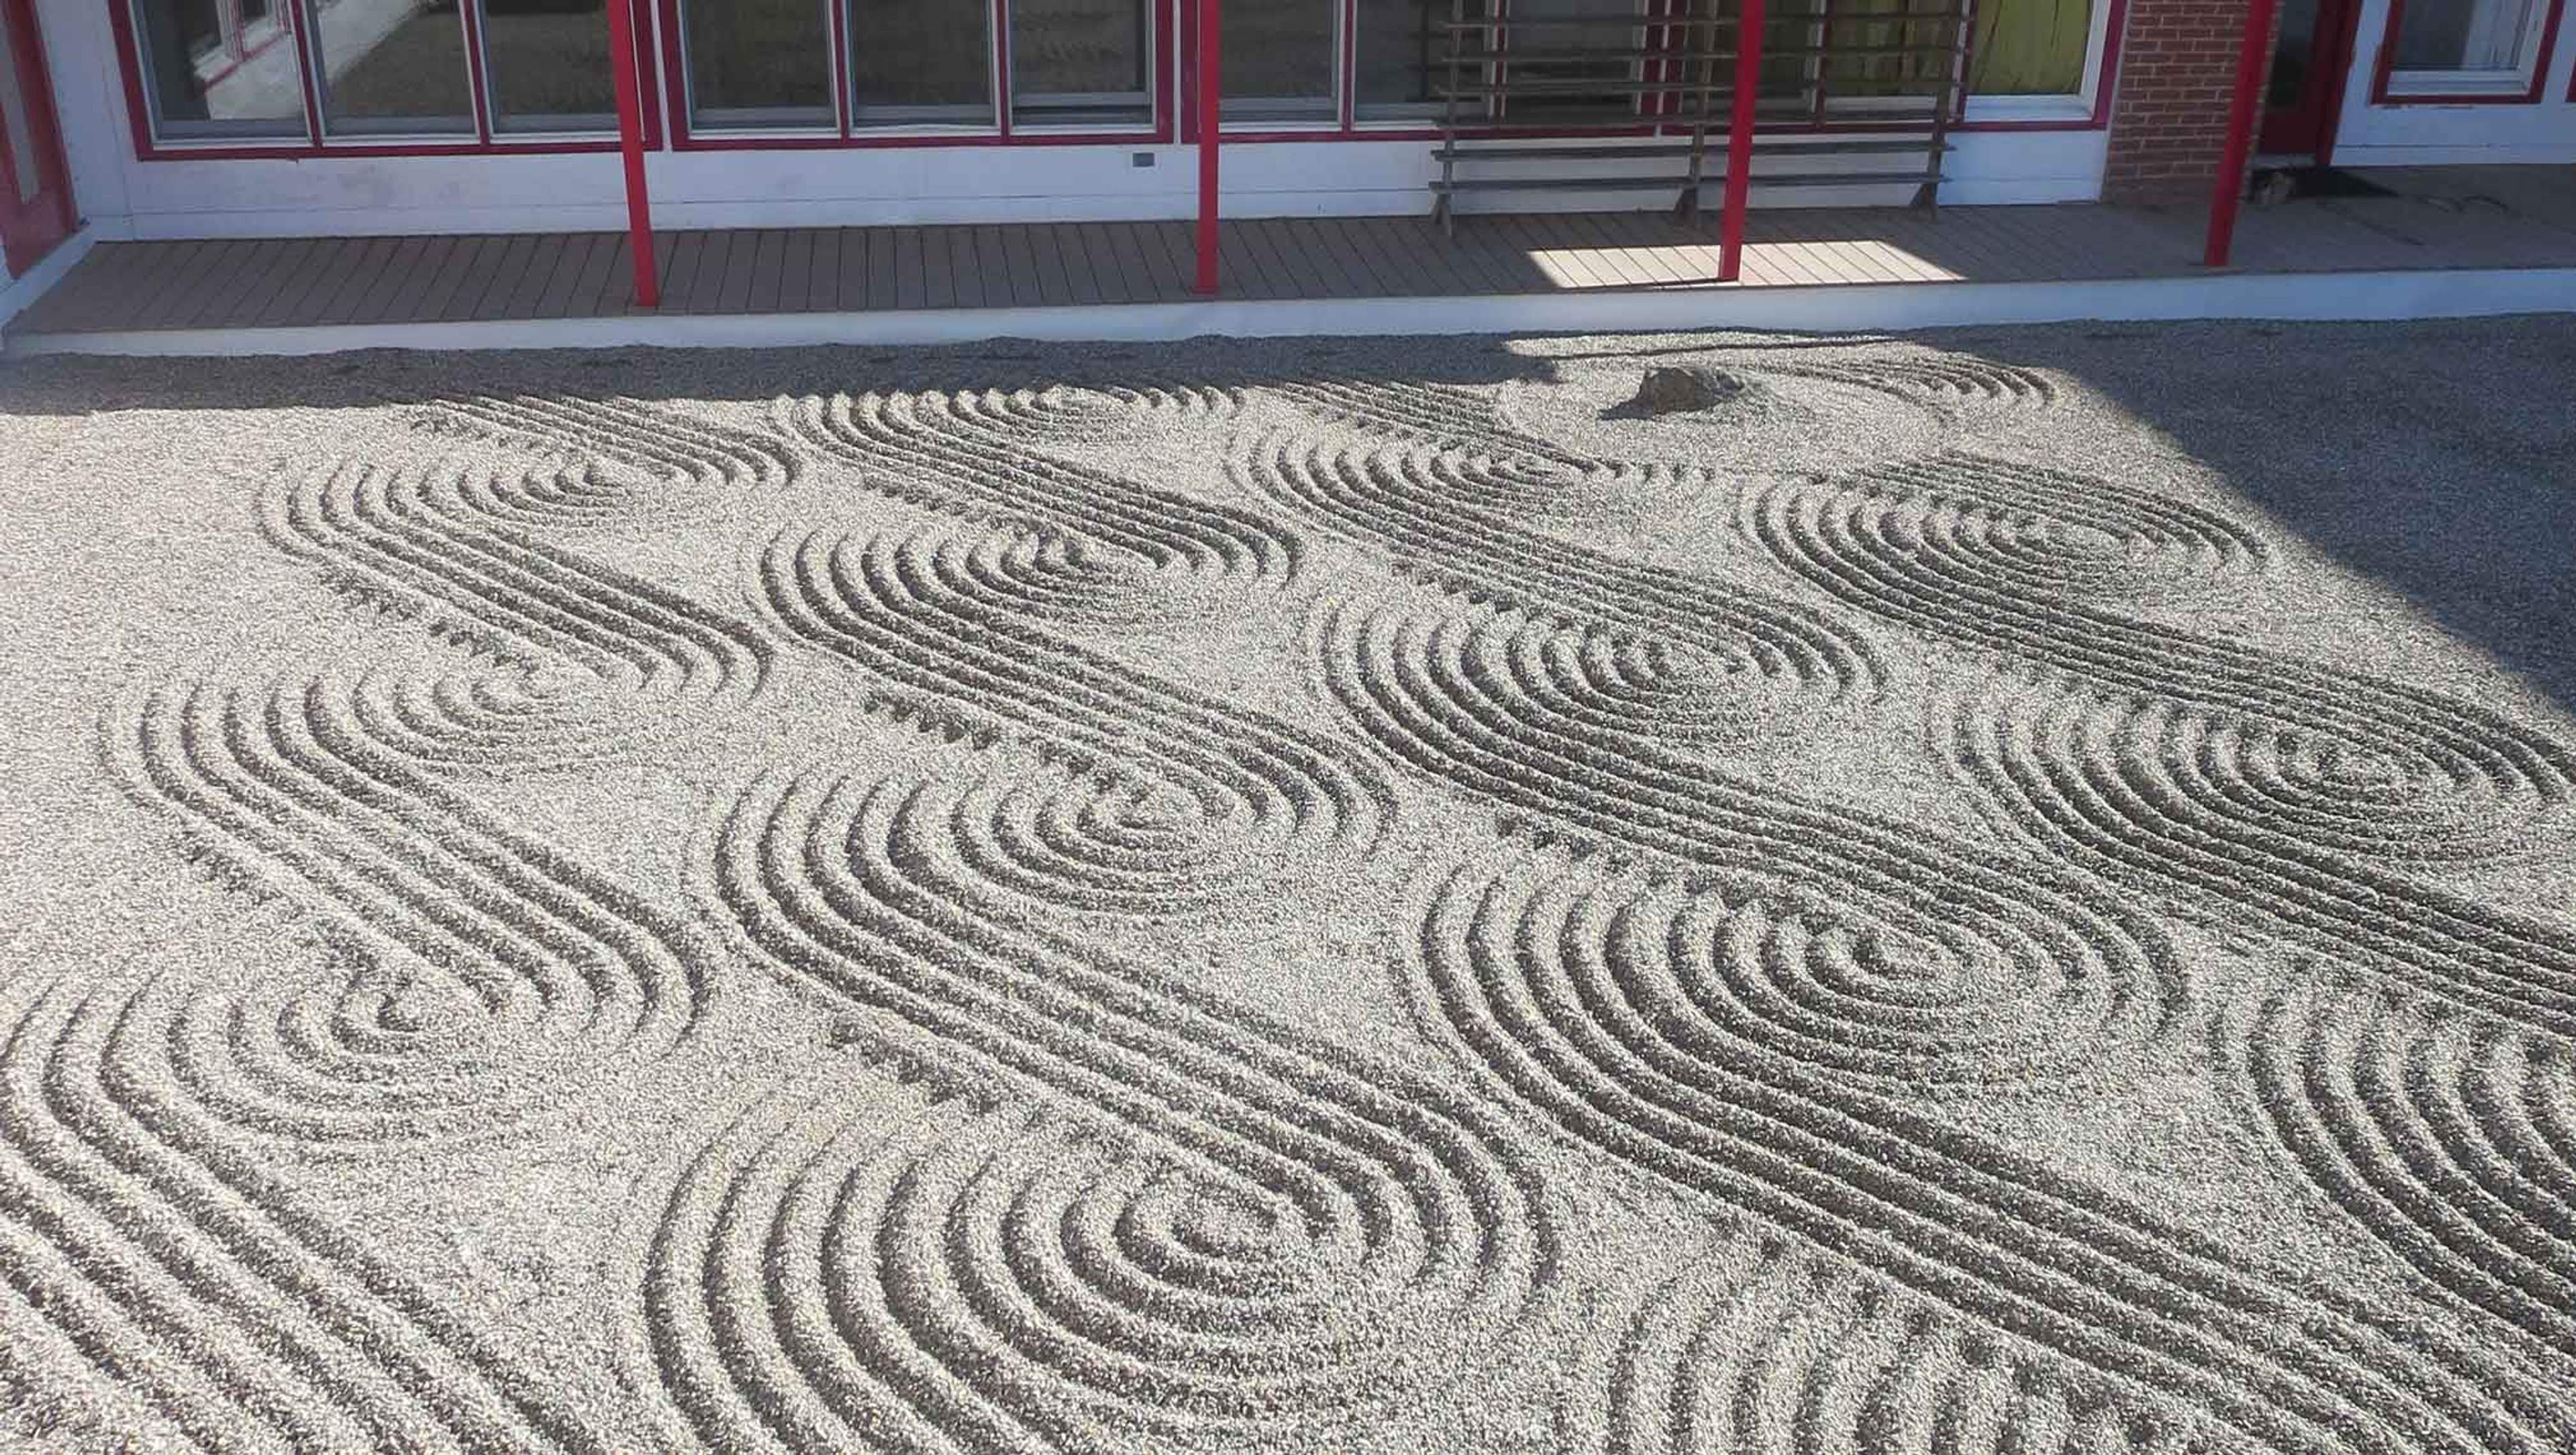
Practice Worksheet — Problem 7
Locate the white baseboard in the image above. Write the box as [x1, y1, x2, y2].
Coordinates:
[11, 265, 2571, 358]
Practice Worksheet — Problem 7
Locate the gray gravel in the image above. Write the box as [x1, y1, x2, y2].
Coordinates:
[0, 316, 2572, 1453]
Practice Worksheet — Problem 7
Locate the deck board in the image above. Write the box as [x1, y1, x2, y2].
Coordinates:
[306, 237, 396, 324]
[149, 242, 236, 327]
[171, 239, 268, 329]
[947, 228, 986, 310]
[855, 230, 890, 311]
[889, 229, 924, 310]
[830, 229, 866, 310]
[345, 237, 427, 325]
[694, 231, 743, 313]
[533, 235, 598, 318]
[780, 231, 816, 313]
[653, 233, 701, 313]
[242, 238, 323, 326]
[15, 238, 144, 331]
[232, 239, 327, 326]
[1132, 223, 1189, 300]
[14, 172, 2574, 343]
[1222, 227, 1284, 299]
[560, 235, 620, 318]
[451, 236, 523, 321]
[431, 237, 506, 321]
[504, 235, 573, 319]
[1091, 223, 1144, 303]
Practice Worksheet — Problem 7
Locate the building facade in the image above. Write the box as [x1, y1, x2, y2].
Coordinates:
[0, 0, 2571, 296]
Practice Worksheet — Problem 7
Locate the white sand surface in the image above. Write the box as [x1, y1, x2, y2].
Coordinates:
[1, 318, 2572, 1452]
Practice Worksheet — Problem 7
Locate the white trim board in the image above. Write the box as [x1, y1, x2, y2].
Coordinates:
[9, 266, 2573, 358]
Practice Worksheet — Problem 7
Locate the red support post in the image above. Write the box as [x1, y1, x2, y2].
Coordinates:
[1194, 0, 1221, 294]
[2203, 0, 2279, 268]
[606, 0, 661, 307]
[1717, 0, 1765, 282]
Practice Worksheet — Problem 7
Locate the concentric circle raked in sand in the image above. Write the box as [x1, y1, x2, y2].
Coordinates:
[631, 1073, 1499, 1452]
[104, 663, 716, 1144]
[417, 393, 802, 499]
[0, 971, 612, 1451]
[930, 380, 1244, 445]
[261, 454, 772, 769]
[1303, 572, 2559, 1450]
[777, 388, 1297, 586]
[1748, 451, 2576, 1034]
[664, 758, 1552, 1448]
[23, 327, 2576, 1452]
[1399, 849, 2561, 1455]
[1242, 427, 1884, 733]
[2225, 979, 2576, 1361]
[753, 519, 1389, 914]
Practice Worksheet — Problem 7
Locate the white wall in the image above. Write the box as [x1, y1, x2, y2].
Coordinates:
[33, 0, 2105, 242]
[34, 0, 137, 236]
[2328, 0, 2576, 164]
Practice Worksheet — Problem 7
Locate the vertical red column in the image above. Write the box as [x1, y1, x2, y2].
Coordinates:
[1195, 0, 1221, 294]
[606, 0, 661, 306]
[2202, 0, 2278, 267]
[1717, 0, 1764, 282]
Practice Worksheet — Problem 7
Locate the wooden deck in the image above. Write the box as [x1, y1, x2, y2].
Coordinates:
[12, 168, 2576, 339]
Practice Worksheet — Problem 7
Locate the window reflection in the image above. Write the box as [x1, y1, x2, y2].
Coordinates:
[310, 0, 479, 136]
[688, 0, 834, 127]
[850, 0, 993, 125]
[128, 0, 307, 136]
[480, 0, 619, 132]
[1354, 0, 1493, 119]
[1012, 0, 1150, 127]
[1223, 0, 1334, 123]
[2394, 0, 2544, 74]
[1482, 0, 1644, 123]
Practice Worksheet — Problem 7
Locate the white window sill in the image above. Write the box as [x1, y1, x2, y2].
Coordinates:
[1963, 93, 2093, 123]
[2385, 68, 2536, 98]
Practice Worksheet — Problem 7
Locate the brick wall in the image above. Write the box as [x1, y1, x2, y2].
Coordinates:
[2101, 0, 2282, 204]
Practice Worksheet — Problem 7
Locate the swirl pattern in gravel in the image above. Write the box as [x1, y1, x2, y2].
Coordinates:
[13, 326, 2576, 1450]
[670, 759, 1553, 1447]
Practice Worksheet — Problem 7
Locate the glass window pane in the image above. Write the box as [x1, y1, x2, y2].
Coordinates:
[1796, 0, 1951, 107]
[1012, 0, 1150, 127]
[2394, 0, 2541, 71]
[127, 0, 308, 137]
[1969, 0, 2090, 95]
[1355, 0, 1495, 120]
[849, 0, 993, 125]
[310, 0, 478, 135]
[2267, 0, 2320, 103]
[481, 0, 619, 132]
[1222, 1, 1334, 122]
[686, 0, 833, 127]
[1492, 0, 1643, 124]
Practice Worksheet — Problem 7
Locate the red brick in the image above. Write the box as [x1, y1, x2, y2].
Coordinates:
[2103, 0, 2282, 202]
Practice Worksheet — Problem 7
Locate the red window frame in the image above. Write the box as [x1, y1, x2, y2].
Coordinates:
[105, 0, 663, 159]
[109, 0, 2129, 163]
[2369, 0, 2566, 105]
[657, 0, 1176, 150]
